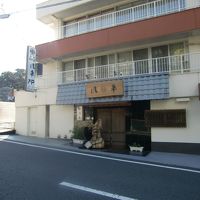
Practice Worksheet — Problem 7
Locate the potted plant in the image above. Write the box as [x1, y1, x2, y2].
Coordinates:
[129, 143, 146, 156]
[70, 126, 85, 145]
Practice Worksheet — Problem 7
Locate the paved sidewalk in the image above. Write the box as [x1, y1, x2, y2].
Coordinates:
[1, 134, 200, 171]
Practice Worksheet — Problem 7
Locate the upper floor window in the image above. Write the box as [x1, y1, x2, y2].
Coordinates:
[35, 63, 43, 76]
[169, 42, 185, 55]
[117, 51, 132, 63]
[133, 48, 149, 74]
[74, 59, 86, 70]
[60, 41, 188, 83]
[95, 55, 108, 66]
[63, 61, 73, 71]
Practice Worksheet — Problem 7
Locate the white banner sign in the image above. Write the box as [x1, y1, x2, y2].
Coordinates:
[26, 46, 36, 91]
[77, 106, 83, 121]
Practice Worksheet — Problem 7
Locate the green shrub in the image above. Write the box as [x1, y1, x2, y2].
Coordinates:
[71, 126, 84, 140]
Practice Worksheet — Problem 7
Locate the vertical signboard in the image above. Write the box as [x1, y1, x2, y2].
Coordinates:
[26, 46, 36, 91]
[76, 106, 83, 121]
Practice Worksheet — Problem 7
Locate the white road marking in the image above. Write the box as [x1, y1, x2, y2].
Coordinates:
[2, 140, 200, 174]
[60, 181, 137, 200]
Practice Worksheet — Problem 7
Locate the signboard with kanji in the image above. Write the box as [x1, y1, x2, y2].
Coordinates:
[86, 80, 124, 98]
[26, 46, 36, 91]
[76, 106, 83, 121]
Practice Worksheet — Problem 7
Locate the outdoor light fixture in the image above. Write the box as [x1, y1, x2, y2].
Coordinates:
[0, 13, 10, 19]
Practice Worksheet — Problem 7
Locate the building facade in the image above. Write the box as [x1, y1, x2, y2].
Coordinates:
[15, 0, 200, 154]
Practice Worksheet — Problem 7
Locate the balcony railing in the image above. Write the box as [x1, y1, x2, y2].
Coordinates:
[62, 0, 200, 38]
[57, 53, 200, 85]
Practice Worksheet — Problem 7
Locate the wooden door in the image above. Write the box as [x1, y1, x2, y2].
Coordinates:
[97, 109, 126, 148]
[111, 109, 126, 148]
[97, 109, 112, 146]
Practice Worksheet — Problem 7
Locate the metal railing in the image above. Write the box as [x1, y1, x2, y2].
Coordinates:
[57, 53, 200, 84]
[62, 0, 200, 38]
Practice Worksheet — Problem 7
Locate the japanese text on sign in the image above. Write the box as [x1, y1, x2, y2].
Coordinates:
[86, 80, 124, 98]
[26, 46, 36, 91]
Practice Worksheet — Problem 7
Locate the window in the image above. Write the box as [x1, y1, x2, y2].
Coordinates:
[95, 55, 108, 66]
[152, 45, 169, 72]
[35, 63, 43, 76]
[169, 42, 188, 72]
[117, 51, 132, 76]
[108, 54, 115, 64]
[88, 58, 95, 68]
[169, 42, 184, 55]
[63, 20, 78, 37]
[117, 51, 132, 63]
[145, 109, 186, 128]
[95, 55, 108, 79]
[63, 61, 73, 71]
[133, 48, 149, 74]
[62, 61, 73, 83]
[74, 59, 86, 81]
[87, 58, 95, 79]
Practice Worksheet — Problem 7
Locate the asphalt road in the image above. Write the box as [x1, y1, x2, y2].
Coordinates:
[0, 141, 200, 200]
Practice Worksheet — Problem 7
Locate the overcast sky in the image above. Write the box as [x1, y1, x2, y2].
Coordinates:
[0, 0, 54, 74]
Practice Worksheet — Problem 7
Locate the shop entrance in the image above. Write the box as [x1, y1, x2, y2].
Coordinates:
[126, 101, 151, 152]
[84, 100, 151, 151]
[97, 108, 126, 149]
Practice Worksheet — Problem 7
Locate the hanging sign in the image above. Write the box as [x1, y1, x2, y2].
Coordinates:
[86, 80, 124, 98]
[77, 106, 83, 121]
[26, 46, 36, 91]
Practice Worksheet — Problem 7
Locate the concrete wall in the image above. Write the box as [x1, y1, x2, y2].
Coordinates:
[0, 102, 15, 123]
[151, 97, 200, 143]
[189, 35, 200, 53]
[16, 104, 74, 138]
[28, 106, 46, 137]
[169, 35, 200, 98]
[49, 105, 74, 139]
[15, 106, 46, 137]
[169, 73, 200, 98]
[15, 60, 74, 138]
[15, 107, 28, 135]
[15, 88, 57, 107]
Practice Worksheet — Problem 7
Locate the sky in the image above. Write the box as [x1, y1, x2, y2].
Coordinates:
[0, 0, 54, 74]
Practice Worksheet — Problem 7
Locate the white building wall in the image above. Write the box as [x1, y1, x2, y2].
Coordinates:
[170, 73, 200, 98]
[49, 105, 74, 139]
[15, 107, 28, 136]
[151, 97, 200, 143]
[0, 102, 15, 123]
[28, 106, 46, 138]
[15, 60, 74, 138]
[15, 106, 46, 137]
[189, 35, 200, 53]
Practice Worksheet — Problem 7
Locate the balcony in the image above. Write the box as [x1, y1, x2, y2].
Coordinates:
[62, 0, 199, 39]
[36, 6, 200, 62]
[57, 53, 200, 85]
